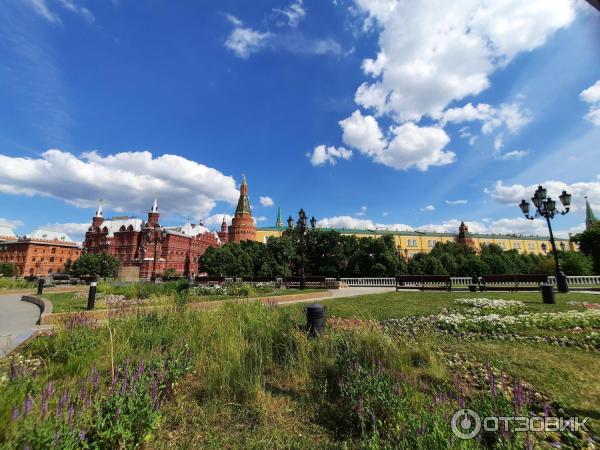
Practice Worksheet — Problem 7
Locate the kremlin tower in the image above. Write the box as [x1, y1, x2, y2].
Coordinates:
[228, 175, 257, 242]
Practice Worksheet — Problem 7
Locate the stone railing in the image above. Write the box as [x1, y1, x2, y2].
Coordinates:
[548, 275, 600, 285]
[323, 275, 600, 288]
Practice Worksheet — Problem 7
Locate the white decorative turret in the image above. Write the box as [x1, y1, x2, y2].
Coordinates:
[151, 192, 158, 213]
[95, 199, 104, 218]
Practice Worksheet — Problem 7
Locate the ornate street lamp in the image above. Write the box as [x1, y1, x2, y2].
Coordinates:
[146, 224, 168, 282]
[288, 209, 317, 290]
[519, 185, 571, 293]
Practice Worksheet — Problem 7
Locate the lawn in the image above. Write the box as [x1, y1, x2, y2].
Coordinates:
[0, 279, 34, 291]
[1, 289, 598, 448]
[298, 290, 600, 320]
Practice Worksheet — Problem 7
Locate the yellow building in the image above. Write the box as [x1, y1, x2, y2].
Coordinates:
[256, 214, 574, 258]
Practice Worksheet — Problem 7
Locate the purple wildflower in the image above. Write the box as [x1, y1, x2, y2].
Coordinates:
[486, 362, 497, 396]
[23, 396, 33, 417]
[11, 405, 19, 422]
[79, 430, 87, 441]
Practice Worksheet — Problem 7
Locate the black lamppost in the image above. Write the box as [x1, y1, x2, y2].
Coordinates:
[288, 209, 317, 290]
[146, 224, 167, 282]
[519, 185, 571, 293]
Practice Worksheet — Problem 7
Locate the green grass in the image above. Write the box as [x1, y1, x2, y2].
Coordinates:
[0, 279, 34, 290]
[43, 288, 322, 313]
[455, 339, 600, 422]
[296, 290, 600, 320]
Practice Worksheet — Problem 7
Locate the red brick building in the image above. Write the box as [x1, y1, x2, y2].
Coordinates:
[0, 230, 81, 276]
[83, 196, 221, 279]
[224, 175, 257, 243]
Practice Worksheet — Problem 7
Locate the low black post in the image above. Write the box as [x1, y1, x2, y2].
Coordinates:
[87, 281, 97, 310]
[37, 278, 45, 295]
[541, 283, 555, 304]
[306, 304, 325, 336]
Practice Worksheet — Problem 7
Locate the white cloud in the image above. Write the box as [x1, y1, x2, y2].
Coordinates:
[420, 205, 435, 212]
[24, 0, 94, 23]
[439, 103, 495, 124]
[481, 103, 532, 134]
[494, 135, 503, 151]
[56, 0, 94, 22]
[495, 149, 529, 161]
[317, 215, 375, 229]
[24, 0, 60, 22]
[379, 123, 454, 171]
[355, 206, 367, 216]
[225, 27, 273, 59]
[273, 0, 306, 27]
[339, 110, 386, 156]
[224, 10, 343, 58]
[254, 216, 268, 224]
[308, 145, 352, 166]
[353, 0, 575, 122]
[580, 80, 600, 126]
[0, 218, 24, 229]
[580, 80, 600, 103]
[0, 149, 240, 219]
[205, 214, 233, 229]
[259, 196, 274, 207]
[339, 111, 454, 170]
[445, 199, 468, 205]
[487, 178, 600, 213]
[42, 222, 90, 244]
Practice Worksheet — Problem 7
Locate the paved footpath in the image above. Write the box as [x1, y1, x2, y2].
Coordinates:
[0, 294, 40, 357]
[277, 286, 395, 306]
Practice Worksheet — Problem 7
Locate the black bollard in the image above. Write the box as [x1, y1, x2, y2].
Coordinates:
[306, 304, 325, 336]
[37, 278, 45, 295]
[87, 281, 97, 310]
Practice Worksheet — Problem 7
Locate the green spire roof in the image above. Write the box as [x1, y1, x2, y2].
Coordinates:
[586, 197, 597, 229]
[275, 207, 283, 227]
[235, 175, 251, 216]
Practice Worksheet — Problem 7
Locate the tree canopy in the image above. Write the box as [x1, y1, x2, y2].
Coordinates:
[70, 253, 120, 279]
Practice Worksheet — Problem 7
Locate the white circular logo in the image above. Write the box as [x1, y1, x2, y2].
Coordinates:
[451, 409, 481, 440]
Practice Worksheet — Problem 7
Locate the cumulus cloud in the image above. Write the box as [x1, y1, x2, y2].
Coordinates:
[0, 218, 24, 229]
[438, 102, 531, 135]
[205, 214, 233, 229]
[580, 80, 600, 126]
[308, 145, 352, 166]
[445, 200, 468, 205]
[353, 0, 575, 122]
[42, 222, 90, 244]
[0, 149, 240, 219]
[420, 205, 435, 212]
[317, 215, 413, 231]
[486, 178, 600, 213]
[259, 196, 274, 207]
[338, 111, 454, 171]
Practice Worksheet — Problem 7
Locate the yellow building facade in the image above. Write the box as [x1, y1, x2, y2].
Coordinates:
[255, 223, 575, 258]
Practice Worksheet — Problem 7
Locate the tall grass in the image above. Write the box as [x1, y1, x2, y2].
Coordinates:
[0, 301, 561, 448]
[0, 279, 35, 290]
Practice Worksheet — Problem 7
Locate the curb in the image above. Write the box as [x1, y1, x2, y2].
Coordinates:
[21, 295, 53, 325]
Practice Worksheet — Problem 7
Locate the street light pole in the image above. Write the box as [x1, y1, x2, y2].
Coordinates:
[519, 185, 571, 293]
[147, 225, 166, 282]
[288, 209, 317, 290]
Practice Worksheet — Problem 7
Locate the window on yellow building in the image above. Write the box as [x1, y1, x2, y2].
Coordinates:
[514, 242, 521, 249]
[428, 240, 436, 247]
[528, 243, 535, 250]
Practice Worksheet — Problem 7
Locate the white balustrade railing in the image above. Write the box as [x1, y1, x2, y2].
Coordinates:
[322, 276, 600, 287]
[549, 275, 600, 285]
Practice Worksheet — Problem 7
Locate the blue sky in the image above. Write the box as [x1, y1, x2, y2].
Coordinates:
[0, 0, 599, 242]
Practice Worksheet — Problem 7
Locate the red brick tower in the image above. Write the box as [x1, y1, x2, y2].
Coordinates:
[228, 176, 256, 242]
[92, 199, 104, 228]
[217, 216, 229, 243]
[147, 193, 160, 227]
[457, 221, 476, 249]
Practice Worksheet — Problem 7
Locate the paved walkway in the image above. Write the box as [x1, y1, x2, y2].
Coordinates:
[276, 287, 395, 306]
[0, 294, 40, 357]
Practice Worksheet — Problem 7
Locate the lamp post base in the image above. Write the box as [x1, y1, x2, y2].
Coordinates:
[556, 271, 569, 293]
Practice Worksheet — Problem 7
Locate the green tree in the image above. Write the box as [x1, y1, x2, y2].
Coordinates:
[70, 253, 120, 279]
[0, 263, 16, 277]
[559, 251, 594, 276]
[572, 225, 600, 274]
